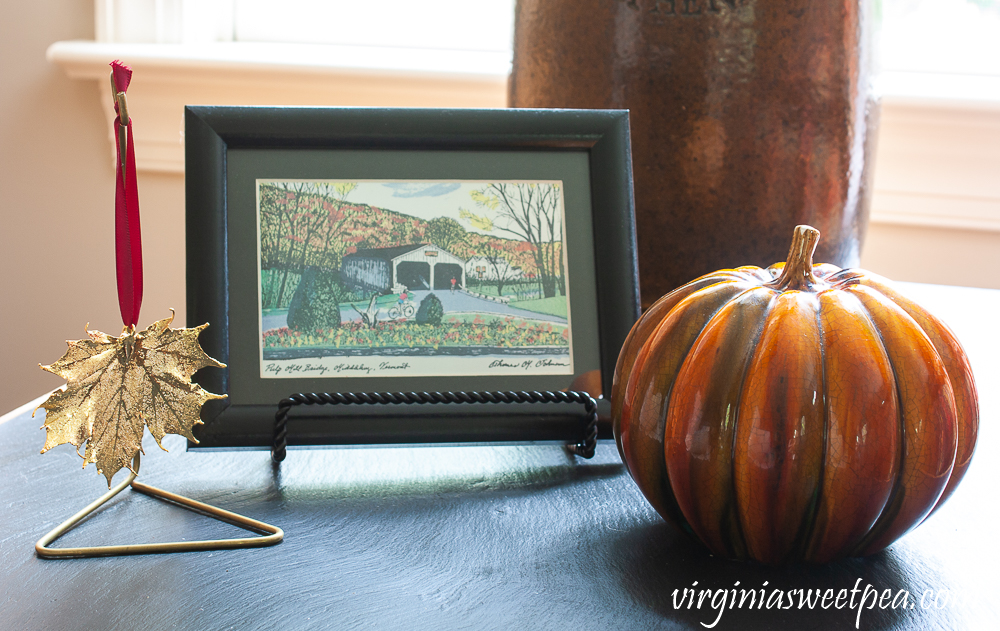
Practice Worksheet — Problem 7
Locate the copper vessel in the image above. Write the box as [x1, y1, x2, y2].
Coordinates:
[510, 0, 878, 307]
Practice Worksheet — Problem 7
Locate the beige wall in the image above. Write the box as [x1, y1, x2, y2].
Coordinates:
[861, 223, 1000, 287]
[1, 1, 185, 414]
[2, 1, 998, 415]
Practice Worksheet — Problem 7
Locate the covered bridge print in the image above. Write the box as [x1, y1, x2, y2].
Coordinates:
[341, 243, 466, 292]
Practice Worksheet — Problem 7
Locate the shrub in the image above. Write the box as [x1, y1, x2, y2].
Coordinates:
[287, 267, 342, 332]
[415, 293, 444, 325]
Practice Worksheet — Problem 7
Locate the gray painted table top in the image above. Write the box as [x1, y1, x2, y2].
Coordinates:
[1, 282, 998, 630]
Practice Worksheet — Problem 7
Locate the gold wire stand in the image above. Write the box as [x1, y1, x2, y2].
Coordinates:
[35, 452, 283, 559]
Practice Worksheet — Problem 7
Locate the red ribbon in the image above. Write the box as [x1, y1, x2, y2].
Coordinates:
[111, 61, 142, 329]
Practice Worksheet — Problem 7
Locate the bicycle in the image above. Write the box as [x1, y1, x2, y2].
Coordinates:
[388, 301, 416, 319]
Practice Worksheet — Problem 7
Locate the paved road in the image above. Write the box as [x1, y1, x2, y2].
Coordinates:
[261, 289, 567, 331]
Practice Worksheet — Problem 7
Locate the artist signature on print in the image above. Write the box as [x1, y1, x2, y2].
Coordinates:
[488, 359, 571, 370]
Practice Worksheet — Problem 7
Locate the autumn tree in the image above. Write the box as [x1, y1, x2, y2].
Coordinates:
[264, 181, 326, 309]
[311, 182, 358, 268]
[483, 251, 519, 296]
[259, 181, 358, 309]
[470, 183, 564, 298]
[426, 216, 467, 253]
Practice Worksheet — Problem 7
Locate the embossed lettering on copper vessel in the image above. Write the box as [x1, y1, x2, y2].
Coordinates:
[510, 0, 878, 307]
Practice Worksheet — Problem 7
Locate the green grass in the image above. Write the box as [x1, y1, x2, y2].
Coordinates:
[468, 282, 543, 301]
[509, 296, 568, 319]
[443, 313, 567, 331]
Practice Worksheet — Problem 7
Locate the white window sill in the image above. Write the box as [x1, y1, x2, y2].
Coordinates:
[46, 40, 509, 173]
[872, 72, 1000, 233]
[48, 40, 512, 82]
[48, 40, 1000, 233]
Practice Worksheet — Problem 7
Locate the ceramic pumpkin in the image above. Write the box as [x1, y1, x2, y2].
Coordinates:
[612, 225, 978, 564]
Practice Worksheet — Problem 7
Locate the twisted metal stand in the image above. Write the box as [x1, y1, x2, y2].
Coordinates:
[272, 390, 599, 463]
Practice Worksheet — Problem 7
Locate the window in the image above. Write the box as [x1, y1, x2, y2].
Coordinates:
[97, 0, 515, 58]
[876, 0, 1000, 100]
[234, 0, 514, 56]
[879, 0, 1000, 76]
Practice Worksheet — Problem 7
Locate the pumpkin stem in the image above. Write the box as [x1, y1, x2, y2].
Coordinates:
[769, 225, 822, 291]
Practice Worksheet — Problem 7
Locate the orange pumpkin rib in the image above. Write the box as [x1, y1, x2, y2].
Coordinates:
[858, 276, 979, 514]
[847, 285, 958, 556]
[621, 280, 755, 530]
[617, 276, 756, 472]
[734, 291, 826, 565]
[612, 274, 730, 468]
[664, 286, 774, 560]
[612, 269, 763, 420]
[803, 290, 899, 563]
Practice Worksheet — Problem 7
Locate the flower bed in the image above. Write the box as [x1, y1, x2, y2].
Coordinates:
[262, 316, 569, 350]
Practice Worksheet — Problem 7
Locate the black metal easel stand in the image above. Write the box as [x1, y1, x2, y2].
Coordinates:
[271, 390, 599, 463]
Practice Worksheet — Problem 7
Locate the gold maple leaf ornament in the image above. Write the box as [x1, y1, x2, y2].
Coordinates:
[37, 312, 226, 486]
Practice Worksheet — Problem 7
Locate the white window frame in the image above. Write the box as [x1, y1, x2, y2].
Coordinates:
[47, 0, 1000, 234]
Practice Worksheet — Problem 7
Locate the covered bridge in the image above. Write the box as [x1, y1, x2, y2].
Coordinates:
[341, 243, 466, 292]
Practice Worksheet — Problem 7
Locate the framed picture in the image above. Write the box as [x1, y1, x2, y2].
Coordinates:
[186, 107, 639, 449]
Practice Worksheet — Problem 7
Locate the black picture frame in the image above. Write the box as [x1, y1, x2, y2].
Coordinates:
[185, 106, 639, 449]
